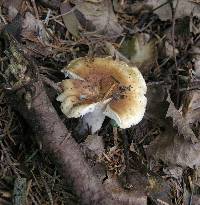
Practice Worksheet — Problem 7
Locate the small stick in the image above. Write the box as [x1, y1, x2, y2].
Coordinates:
[170, 0, 180, 107]
[121, 129, 132, 189]
[152, 0, 171, 12]
[31, 0, 39, 20]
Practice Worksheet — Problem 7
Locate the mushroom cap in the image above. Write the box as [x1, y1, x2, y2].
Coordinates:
[57, 57, 147, 128]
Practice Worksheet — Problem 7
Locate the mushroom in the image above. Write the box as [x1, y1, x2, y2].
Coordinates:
[57, 57, 147, 133]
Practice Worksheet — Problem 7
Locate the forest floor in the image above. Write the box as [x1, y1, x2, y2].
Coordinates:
[1, 0, 200, 204]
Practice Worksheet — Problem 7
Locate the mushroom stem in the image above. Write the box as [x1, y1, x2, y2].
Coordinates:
[77, 99, 111, 134]
[82, 106, 106, 134]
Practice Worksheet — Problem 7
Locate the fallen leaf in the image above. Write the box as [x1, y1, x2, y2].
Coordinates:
[119, 33, 157, 74]
[145, 0, 200, 21]
[20, 12, 53, 57]
[60, 1, 80, 38]
[22, 12, 49, 43]
[166, 95, 198, 143]
[145, 84, 168, 125]
[74, 0, 123, 37]
[145, 124, 200, 168]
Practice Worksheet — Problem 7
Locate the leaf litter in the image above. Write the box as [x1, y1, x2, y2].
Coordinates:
[1, 0, 200, 204]
[145, 0, 200, 21]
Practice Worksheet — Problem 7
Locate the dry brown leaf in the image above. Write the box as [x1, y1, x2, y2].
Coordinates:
[74, 0, 122, 37]
[145, 84, 168, 125]
[20, 12, 53, 57]
[76, 0, 122, 36]
[145, 125, 200, 168]
[145, 0, 200, 21]
[22, 12, 49, 43]
[166, 95, 198, 143]
[60, 2, 80, 38]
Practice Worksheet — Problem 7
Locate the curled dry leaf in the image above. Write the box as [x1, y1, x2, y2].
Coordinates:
[145, 125, 200, 168]
[119, 33, 157, 74]
[60, 0, 122, 37]
[21, 12, 53, 57]
[166, 95, 198, 143]
[22, 12, 48, 43]
[145, 0, 200, 21]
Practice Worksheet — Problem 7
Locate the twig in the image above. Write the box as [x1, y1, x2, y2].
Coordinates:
[170, 0, 180, 107]
[121, 129, 132, 189]
[44, 9, 51, 25]
[31, 0, 39, 20]
[48, 8, 76, 20]
[153, 0, 171, 12]
[39, 170, 53, 205]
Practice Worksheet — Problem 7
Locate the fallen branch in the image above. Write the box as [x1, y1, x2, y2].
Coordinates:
[2, 33, 114, 205]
